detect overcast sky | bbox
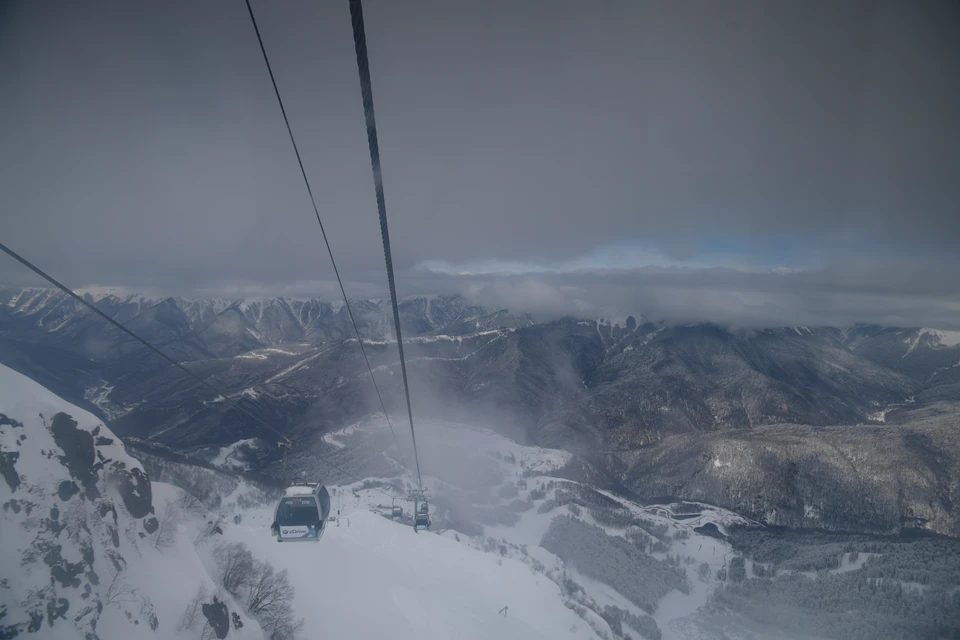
[2,0,958,328]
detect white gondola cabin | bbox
[271,480,331,542]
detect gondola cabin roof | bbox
[284,482,321,497]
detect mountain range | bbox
[1,285,958,537]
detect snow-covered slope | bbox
[0,364,261,639]
[903,328,960,354]
[5,360,951,639]
[229,510,600,640]
[257,417,766,640]
[0,365,617,640]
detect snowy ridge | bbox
[1,286,506,361]
[0,364,262,639]
[903,328,960,357]
[74,286,165,303]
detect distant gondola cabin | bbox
[414,501,430,530]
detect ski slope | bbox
[226,509,601,640]
[239,416,762,639]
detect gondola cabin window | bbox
[279,498,319,526]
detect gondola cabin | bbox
[414,501,430,531]
[271,480,331,542]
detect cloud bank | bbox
[2,0,958,330]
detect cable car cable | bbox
[243,0,410,473]
[1,241,265,442]
[347,0,424,492]
[0,242,402,502]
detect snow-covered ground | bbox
[320,419,388,451]
[4,364,843,639]
[83,380,136,420]
[902,328,960,356]
[263,417,778,639]
[0,366,658,639]
[225,509,600,640]
[235,346,310,360]
[0,364,263,639]
[211,437,264,470]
